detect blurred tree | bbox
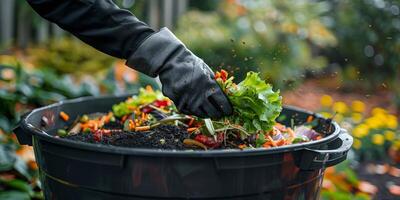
[325,0,400,110]
[176,0,337,89]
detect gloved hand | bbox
[127,28,232,118]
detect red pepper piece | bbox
[194,133,224,148]
[220,69,228,82]
[141,106,153,113]
[153,100,170,107]
[93,130,103,142]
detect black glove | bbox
[127,28,232,118]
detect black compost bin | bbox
[14,95,352,200]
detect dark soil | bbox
[64,125,190,150]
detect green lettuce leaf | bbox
[226,72,282,133]
[112,88,165,117]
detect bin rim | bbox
[20,94,341,157]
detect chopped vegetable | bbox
[68,123,81,135]
[183,139,207,150]
[187,127,198,133]
[135,126,150,132]
[57,129,67,137]
[112,87,168,117]
[80,115,89,123]
[59,111,69,121]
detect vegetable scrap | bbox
[55,70,324,150]
[59,111,69,121]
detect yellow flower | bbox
[333,101,348,114]
[351,100,365,113]
[384,130,396,141]
[351,113,363,123]
[353,139,362,149]
[372,107,387,116]
[372,134,385,145]
[320,112,332,118]
[394,140,400,149]
[352,124,369,138]
[320,95,333,107]
[365,117,383,129]
[386,115,398,129]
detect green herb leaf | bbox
[123,120,130,131]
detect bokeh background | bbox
[0,0,399,199]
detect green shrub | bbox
[176,0,337,89]
[325,0,400,101]
[29,38,115,75]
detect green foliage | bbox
[325,0,400,104]
[225,72,282,132]
[29,38,115,75]
[176,0,337,89]
[112,87,165,117]
[0,60,151,199]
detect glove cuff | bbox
[126,27,184,77]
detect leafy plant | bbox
[28,38,115,75]
[324,0,400,108]
[0,58,152,199]
[176,0,337,89]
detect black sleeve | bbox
[26,0,155,59]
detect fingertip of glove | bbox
[208,92,233,116]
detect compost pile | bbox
[59,70,322,150]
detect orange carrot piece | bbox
[215,71,221,79]
[187,127,198,133]
[128,119,135,130]
[59,111,69,121]
[276,139,285,146]
[135,126,150,131]
[263,143,271,148]
[267,135,277,147]
[238,144,247,149]
[187,118,195,127]
[103,112,113,123]
[121,114,129,122]
[141,112,145,120]
[307,115,314,123]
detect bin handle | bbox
[298,128,353,170]
[13,112,33,146]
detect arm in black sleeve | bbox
[26,0,154,59]
[26,0,233,119]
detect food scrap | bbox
[56,71,323,150]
